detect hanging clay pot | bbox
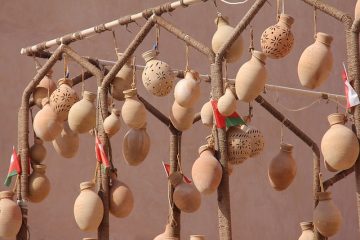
[142,49,174,97]
[123,125,150,166]
[313,192,342,237]
[52,121,79,158]
[192,145,222,195]
[33,98,63,142]
[30,138,47,164]
[74,181,104,232]
[321,113,359,171]
[174,70,201,108]
[50,78,79,121]
[212,15,244,63]
[0,191,22,239]
[28,164,51,203]
[241,125,265,157]
[260,14,294,59]
[154,224,179,240]
[298,32,333,89]
[356,0,360,20]
[33,69,57,108]
[298,221,314,240]
[235,51,267,102]
[109,174,134,218]
[217,86,237,117]
[121,88,147,129]
[103,109,122,137]
[111,53,133,101]
[226,126,252,164]
[268,143,297,191]
[190,235,206,240]
[200,101,213,127]
[68,91,96,134]
[170,102,195,131]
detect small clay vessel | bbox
[217,86,237,117]
[170,101,195,131]
[30,138,47,164]
[241,125,265,157]
[111,53,133,101]
[0,191,22,238]
[109,174,134,218]
[154,224,179,240]
[33,69,57,108]
[226,126,252,164]
[174,70,201,108]
[298,221,314,240]
[200,101,213,127]
[28,164,51,203]
[121,88,147,129]
[123,126,150,166]
[68,91,96,133]
[190,236,206,240]
[52,121,79,158]
[103,109,122,137]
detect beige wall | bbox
[0,0,358,239]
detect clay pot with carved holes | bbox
[30,138,47,164]
[226,126,252,164]
[241,125,265,157]
[52,121,79,158]
[0,191,22,238]
[28,164,51,203]
[121,88,147,129]
[111,52,133,101]
[103,109,122,137]
[68,91,96,133]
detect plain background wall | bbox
[0,0,358,239]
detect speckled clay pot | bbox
[103,109,122,137]
[170,101,195,131]
[298,222,314,240]
[226,126,252,164]
[217,87,237,117]
[30,138,47,164]
[241,125,265,157]
[0,191,22,238]
[111,53,133,101]
[33,70,57,108]
[121,88,147,129]
[123,126,150,166]
[52,121,79,158]
[28,164,51,203]
[174,71,201,108]
[200,101,213,127]
[109,175,134,218]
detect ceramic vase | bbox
[217,86,237,117]
[170,102,195,131]
[200,101,213,127]
[174,71,201,108]
[109,175,134,218]
[0,191,22,238]
[123,126,150,166]
[28,164,51,203]
[52,121,79,158]
[68,91,96,133]
[241,125,265,157]
[111,53,133,101]
[298,222,314,240]
[33,69,57,108]
[30,138,47,164]
[103,109,122,137]
[226,126,252,164]
[121,88,147,129]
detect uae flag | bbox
[162,162,192,184]
[95,136,111,171]
[210,100,246,128]
[4,147,21,187]
[342,63,360,108]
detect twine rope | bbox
[249,25,254,52]
[131,57,136,89]
[111,30,119,55]
[185,43,190,72]
[313,5,317,38]
[81,68,85,95]
[155,24,160,50]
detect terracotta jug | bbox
[298,221,314,240]
[111,53,133,101]
[356,0,360,20]
[313,192,342,237]
[235,51,267,102]
[192,145,222,195]
[74,181,104,232]
[30,138,47,164]
[28,164,51,203]
[50,78,79,121]
[170,101,195,131]
[241,125,265,157]
[298,32,333,89]
[190,235,206,240]
[200,101,213,127]
[226,126,251,164]
[52,121,79,158]
[268,143,297,191]
[33,98,63,141]
[109,174,134,218]
[174,71,201,108]
[154,224,179,240]
[33,69,57,108]
[123,126,150,166]
[103,109,122,137]
[142,49,174,97]
[212,15,244,63]
[0,191,22,238]
[321,113,359,171]
[68,91,96,133]
[260,14,294,59]
[121,88,147,129]
[217,86,237,117]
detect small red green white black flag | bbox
[210,100,246,128]
[4,147,21,187]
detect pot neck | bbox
[215,15,230,27]
[80,181,95,191]
[82,91,96,102]
[277,14,294,28]
[300,222,314,231]
[0,191,15,200]
[142,49,158,62]
[58,78,73,87]
[251,50,266,65]
[111,108,121,117]
[123,88,138,99]
[316,191,332,201]
[327,113,345,126]
[33,164,47,174]
[315,32,333,47]
[280,143,293,153]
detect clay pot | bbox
[33,98,63,141]
[110,53,133,101]
[356,0,360,20]
[268,143,297,191]
[241,125,265,157]
[0,191,22,238]
[50,78,79,121]
[123,126,150,166]
[298,32,333,89]
[321,113,359,171]
[109,175,134,218]
[142,49,174,97]
[235,51,267,102]
[33,70,57,108]
[68,91,96,133]
[226,126,252,164]
[200,101,213,127]
[28,164,51,203]
[217,87,237,117]
[260,14,294,59]
[82,238,97,240]
[192,145,222,195]
[212,16,244,63]
[174,71,201,108]
[52,121,79,158]
[74,181,104,232]
[121,88,147,129]
[313,192,342,237]
[30,138,47,164]
[103,109,122,137]
[170,102,195,131]
[190,236,206,240]
[154,224,179,240]
[298,221,314,240]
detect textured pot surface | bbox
[33,71,57,108]
[226,126,252,164]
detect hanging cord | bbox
[282,0,285,14]
[276,0,281,20]
[63,54,69,78]
[131,57,136,89]
[213,0,222,16]
[280,118,286,144]
[153,24,160,51]
[185,43,190,72]
[111,30,119,55]
[219,0,250,5]
[249,25,254,53]
[313,5,317,38]
[81,68,85,95]
[223,59,228,86]
[273,90,322,112]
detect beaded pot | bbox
[226,126,251,164]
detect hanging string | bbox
[81,68,85,95]
[223,59,228,85]
[276,0,281,20]
[249,25,254,53]
[313,5,317,38]
[131,56,136,89]
[274,90,322,112]
[154,24,160,51]
[219,0,250,5]
[282,0,285,14]
[29,108,36,142]
[63,54,69,78]
[185,43,190,72]
[111,30,119,55]
[280,120,285,143]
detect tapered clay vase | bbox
[268,143,297,191]
[0,191,22,238]
[321,113,359,171]
[174,70,201,108]
[241,125,265,157]
[142,49,174,97]
[52,121,79,158]
[356,0,360,20]
[30,138,47,164]
[200,101,213,127]
[33,98,63,141]
[123,126,150,166]
[226,126,252,164]
[121,88,147,129]
[235,51,267,102]
[111,53,133,101]
[298,32,333,89]
[109,174,134,218]
[212,15,243,63]
[170,102,195,131]
[190,235,206,240]
[50,78,79,121]
[28,164,51,203]
[33,69,57,108]
[192,145,222,195]
[74,181,104,232]
[217,86,237,117]
[68,91,96,133]
[103,109,122,137]
[298,222,314,240]
[154,224,179,240]
[313,192,342,237]
[260,14,294,59]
